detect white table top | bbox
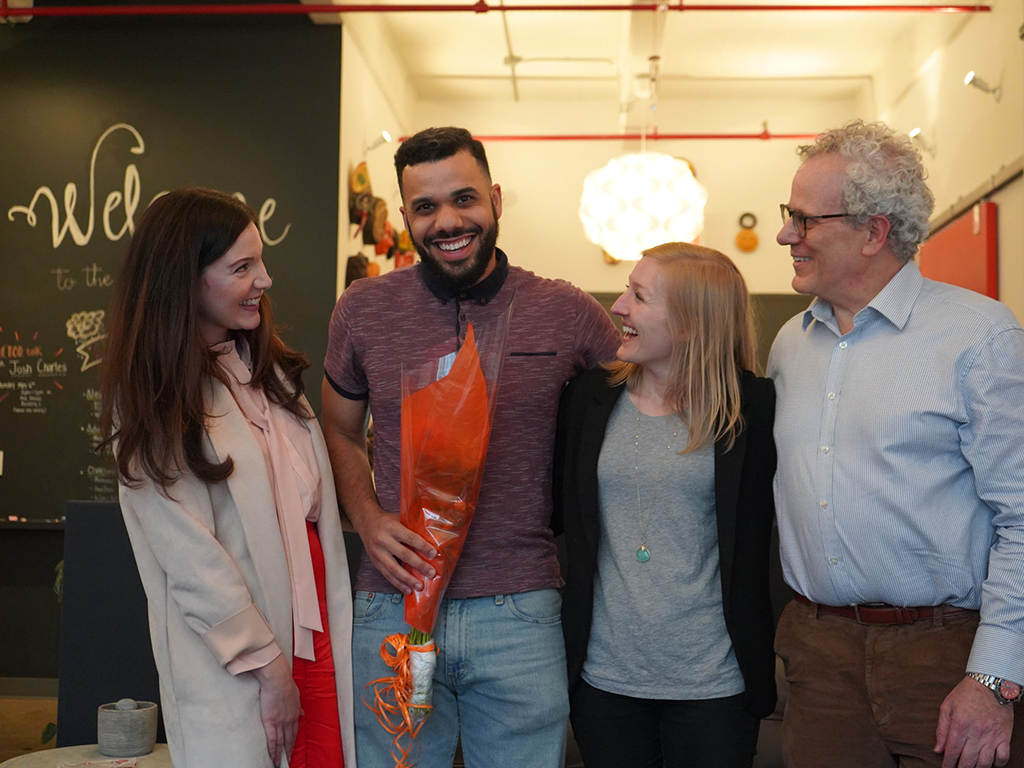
[0,744,172,768]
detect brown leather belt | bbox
[794,592,977,626]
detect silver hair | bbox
[798,119,934,262]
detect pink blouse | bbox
[213,340,323,670]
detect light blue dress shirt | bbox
[768,261,1024,684]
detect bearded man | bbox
[322,126,619,768]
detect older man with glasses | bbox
[768,119,1024,768]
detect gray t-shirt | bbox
[583,394,745,700]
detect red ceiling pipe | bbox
[1,2,992,18]
[476,2,986,8]
[400,131,820,141]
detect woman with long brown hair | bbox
[100,188,356,768]
[555,242,777,768]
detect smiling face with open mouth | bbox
[196,222,272,345]
[400,149,502,291]
[610,256,676,379]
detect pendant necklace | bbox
[633,410,678,563]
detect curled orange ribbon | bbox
[364,633,436,768]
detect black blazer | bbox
[553,368,778,718]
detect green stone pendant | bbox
[635,544,651,562]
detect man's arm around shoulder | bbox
[320,379,435,595]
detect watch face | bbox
[998,679,1022,702]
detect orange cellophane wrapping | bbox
[399,323,492,634]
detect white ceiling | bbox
[320,0,978,111]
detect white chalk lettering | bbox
[8,124,292,249]
[7,123,145,248]
[52,268,76,290]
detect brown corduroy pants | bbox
[775,597,1024,768]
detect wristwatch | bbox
[967,672,1024,706]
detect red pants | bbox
[291,522,344,768]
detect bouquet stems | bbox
[409,628,431,646]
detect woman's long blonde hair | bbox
[606,242,757,453]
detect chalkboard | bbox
[0,15,341,521]
[57,501,164,747]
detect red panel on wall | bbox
[918,202,998,299]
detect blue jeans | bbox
[352,589,569,768]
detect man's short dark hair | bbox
[394,127,490,195]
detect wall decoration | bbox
[735,212,759,253]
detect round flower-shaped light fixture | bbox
[579,152,708,262]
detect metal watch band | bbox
[967,672,1023,705]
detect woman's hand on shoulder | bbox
[252,653,301,767]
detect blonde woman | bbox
[555,243,777,768]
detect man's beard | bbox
[415,219,499,292]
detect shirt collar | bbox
[420,248,509,305]
[802,260,923,333]
[865,260,923,330]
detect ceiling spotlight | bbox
[908,127,935,157]
[365,130,393,152]
[963,71,1001,101]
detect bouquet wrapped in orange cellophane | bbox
[366,318,509,768]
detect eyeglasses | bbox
[780,204,854,238]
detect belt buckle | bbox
[853,603,915,625]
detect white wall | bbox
[336,18,873,298]
[416,95,867,295]
[337,22,408,296]
[994,178,1024,321]
[337,6,1023,320]
[874,0,1024,321]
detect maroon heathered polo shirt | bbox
[325,251,620,597]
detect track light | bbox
[365,130,393,152]
[964,71,1001,101]
[908,127,935,157]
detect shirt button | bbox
[829,557,838,565]
[839,341,848,349]
[828,392,836,400]
[821,446,830,454]
[820,500,828,509]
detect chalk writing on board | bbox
[66,310,105,372]
[82,422,102,448]
[235,194,292,245]
[13,381,47,414]
[49,263,119,293]
[7,123,144,248]
[0,328,68,415]
[7,122,292,249]
[84,387,102,419]
[0,379,59,415]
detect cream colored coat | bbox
[118,379,357,768]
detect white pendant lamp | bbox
[579,151,708,262]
